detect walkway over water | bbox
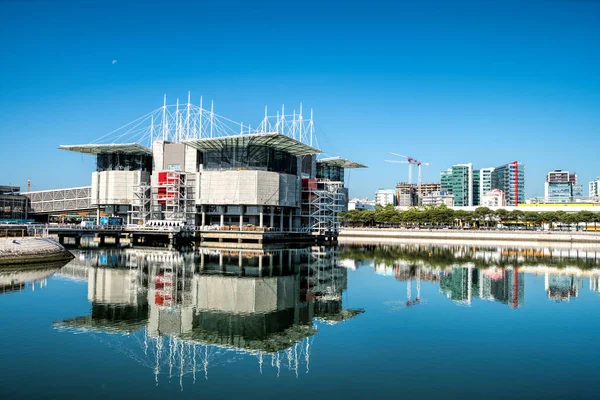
[23,187,92,213]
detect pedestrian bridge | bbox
[23,186,92,214]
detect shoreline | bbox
[339,228,600,246]
[0,238,74,266]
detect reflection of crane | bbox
[384,153,430,198]
[392,264,422,309]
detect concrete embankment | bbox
[0,238,74,266]
[339,228,600,245]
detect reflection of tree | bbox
[338,244,600,270]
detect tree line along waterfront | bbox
[338,204,600,230]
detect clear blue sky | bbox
[1,0,599,199]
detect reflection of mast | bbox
[512,266,519,308]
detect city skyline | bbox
[1,0,599,200]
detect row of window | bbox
[96,154,153,172]
[203,145,298,175]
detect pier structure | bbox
[53,95,366,247]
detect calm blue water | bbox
[1,243,600,399]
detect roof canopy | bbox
[317,156,367,169]
[59,143,152,156]
[182,133,321,157]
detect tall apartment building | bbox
[475,168,495,206]
[589,179,599,198]
[545,170,582,203]
[491,161,525,206]
[375,189,396,207]
[394,182,440,206]
[394,183,416,207]
[440,164,473,206]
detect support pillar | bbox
[201,206,206,228]
[99,235,105,246]
[259,206,264,228]
[96,206,100,225]
[239,211,244,231]
[289,209,293,231]
[280,208,284,231]
[220,209,224,228]
[58,235,64,245]
[115,235,120,247]
[74,236,81,247]
[270,207,274,229]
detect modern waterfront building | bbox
[440,164,473,207]
[0,185,29,222]
[375,189,396,207]
[480,189,506,207]
[474,167,495,206]
[544,170,582,204]
[420,191,454,207]
[347,198,376,211]
[589,179,599,199]
[58,99,366,235]
[491,161,525,206]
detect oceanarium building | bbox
[59,98,366,234]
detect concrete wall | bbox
[199,170,300,207]
[191,275,297,313]
[87,267,144,305]
[91,170,150,205]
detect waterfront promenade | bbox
[0,237,73,265]
[339,227,600,245]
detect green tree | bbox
[495,209,510,226]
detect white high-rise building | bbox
[479,167,495,203]
[589,179,599,198]
[375,189,396,207]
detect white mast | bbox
[263,105,268,133]
[150,115,154,148]
[210,100,214,138]
[162,94,167,141]
[175,98,180,143]
[281,104,285,135]
[186,91,191,140]
[309,108,314,147]
[299,103,303,143]
[292,109,296,139]
[199,96,203,138]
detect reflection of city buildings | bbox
[545,274,581,302]
[54,247,362,385]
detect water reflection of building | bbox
[0,265,60,294]
[440,266,524,307]
[54,247,363,383]
[545,274,581,302]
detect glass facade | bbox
[440,164,472,206]
[0,189,28,220]
[203,145,298,175]
[97,153,153,172]
[472,170,480,206]
[491,162,525,206]
[316,164,344,182]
